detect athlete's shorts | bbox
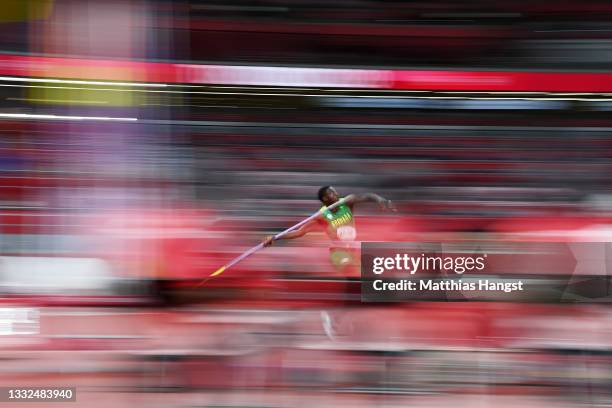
[329,245,360,276]
[330,248,354,268]
[329,246,361,302]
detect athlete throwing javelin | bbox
[262,186,396,272]
[262,186,395,339]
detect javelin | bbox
[202,197,349,283]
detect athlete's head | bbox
[318,185,339,206]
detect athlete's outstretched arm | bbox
[262,219,321,247]
[345,193,397,211]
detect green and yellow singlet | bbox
[319,198,357,242]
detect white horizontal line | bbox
[0,113,137,121]
[2,82,612,103]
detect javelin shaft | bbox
[209,198,347,277]
[216,212,317,273]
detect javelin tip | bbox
[210,266,226,277]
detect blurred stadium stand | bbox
[0,2,611,407]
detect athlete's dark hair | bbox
[318,186,332,201]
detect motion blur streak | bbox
[0,113,138,121]
[0,1,611,408]
[7,53,612,91]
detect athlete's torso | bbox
[319,199,356,242]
